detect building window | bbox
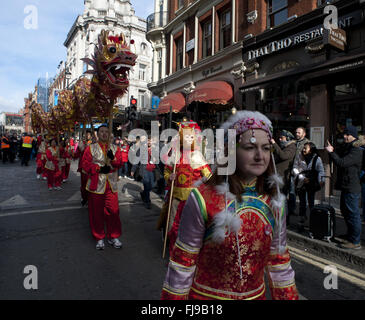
[139,64,147,81]
[220,9,232,50]
[140,43,148,55]
[98,10,107,17]
[138,90,146,109]
[268,0,288,28]
[178,0,184,10]
[317,0,337,7]
[202,19,212,58]
[175,37,183,71]
[157,49,162,80]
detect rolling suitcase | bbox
[309,176,336,242]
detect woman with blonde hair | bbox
[161,111,299,300]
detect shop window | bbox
[252,81,310,134]
[335,102,363,145]
[219,9,232,50]
[175,37,184,71]
[268,0,288,28]
[202,19,212,58]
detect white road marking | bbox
[0,201,147,218]
[289,245,365,288]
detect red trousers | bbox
[87,183,122,241]
[80,172,89,202]
[62,164,71,180]
[47,169,62,188]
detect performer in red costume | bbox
[82,125,123,250]
[45,139,62,191]
[157,121,212,256]
[161,111,299,300]
[73,130,93,206]
[36,136,47,180]
[60,138,72,182]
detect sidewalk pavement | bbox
[1,159,364,273]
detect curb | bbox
[287,230,365,273]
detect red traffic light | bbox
[131,98,137,105]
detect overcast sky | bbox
[0,0,153,114]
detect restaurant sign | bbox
[245,10,361,62]
[323,28,347,51]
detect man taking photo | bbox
[325,125,363,250]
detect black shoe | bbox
[146,202,151,210]
[81,199,88,207]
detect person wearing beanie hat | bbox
[325,127,363,250]
[161,111,299,300]
[343,125,359,139]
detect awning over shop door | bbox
[187,81,233,105]
[157,92,186,115]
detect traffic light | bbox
[129,96,137,121]
[130,96,137,108]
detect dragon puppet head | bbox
[83,30,137,97]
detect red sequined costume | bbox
[45,146,62,189]
[157,121,212,256]
[161,181,299,300]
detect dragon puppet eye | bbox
[109,46,117,54]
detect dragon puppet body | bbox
[78,29,137,120]
[31,30,136,137]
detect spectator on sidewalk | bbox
[292,142,325,225]
[120,138,130,179]
[1,132,11,164]
[139,139,156,210]
[271,130,296,195]
[9,132,18,163]
[325,125,363,250]
[288,127,310,218]
[354,134,365,222]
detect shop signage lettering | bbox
[245,11,360,62]
[202,65,223,77]
[247,28,324,61]
[187,92,208,104]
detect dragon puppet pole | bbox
[162,125,181,259]
[105,101,115,166]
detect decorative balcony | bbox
[146,11,168,34]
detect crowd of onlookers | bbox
[2,124,364,249]
[271,125,364,250]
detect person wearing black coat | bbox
[271,130,296,194]
[325,125,363,250]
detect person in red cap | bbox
[82,125,123,250]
